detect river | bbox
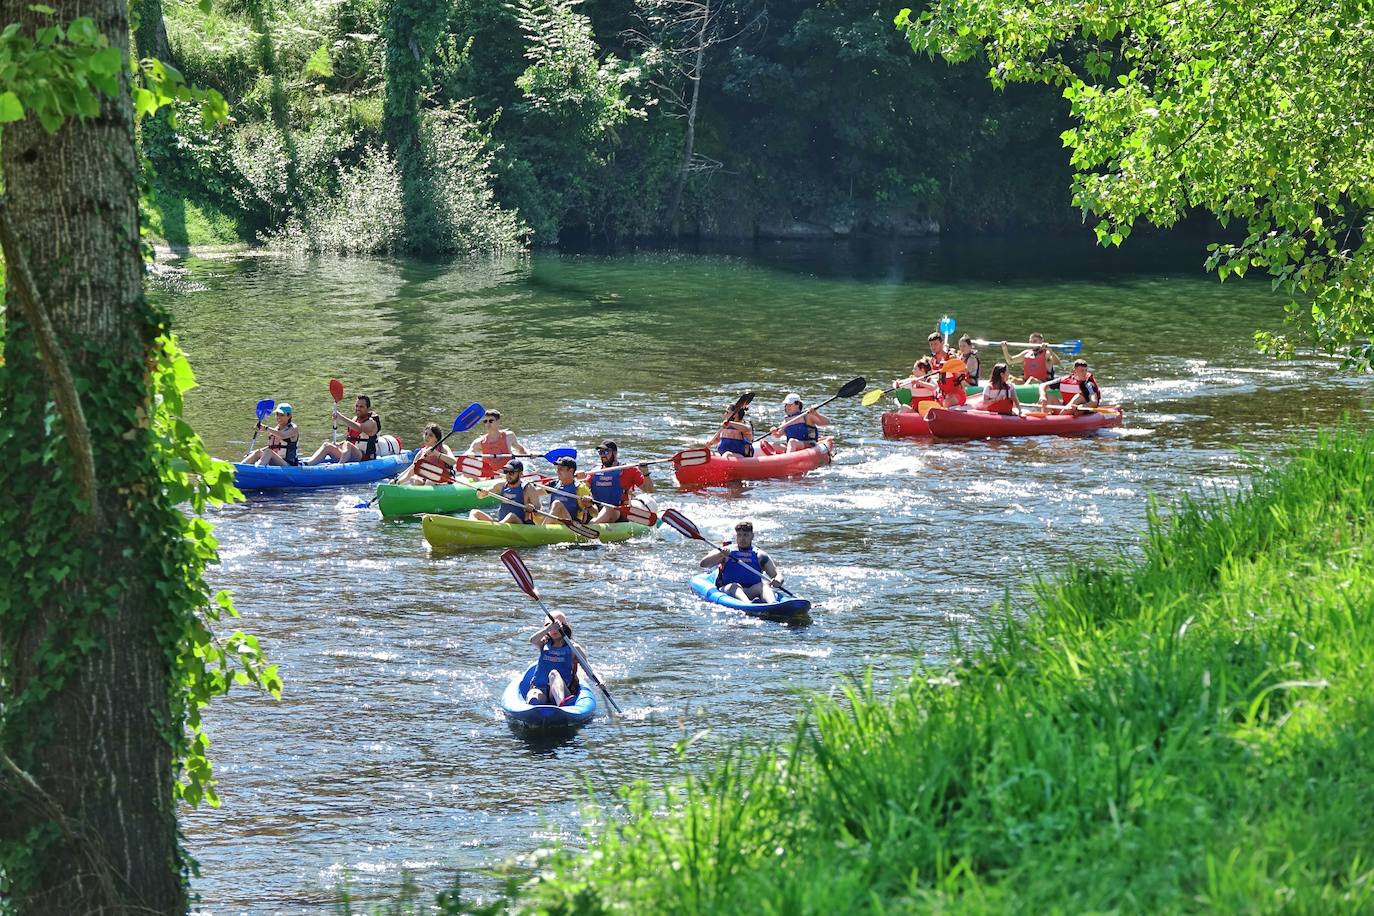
[157,237,1368,911]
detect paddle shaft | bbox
[697,538,796,598]
[527,481,654,521]
[449,477,600,537]
[985,339,1079,350]
[535,599,621,714]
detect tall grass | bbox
[502,428,1374,913]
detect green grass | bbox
[497,427,1374,913]
[142,183,244,250]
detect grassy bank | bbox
[496,428,1374,913]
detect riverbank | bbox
[494,427,1374,912]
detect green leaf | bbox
[199,0,213,11]
[88,46,123,77]
[0,91,23,122]
[26,3,55,13]
[303,42,333,79]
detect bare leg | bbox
[547,669,568,705]
[591,505,621,524]
[547,502,572,520]
[469,509,497,522]
[305,443,343,466]
[260,449,288,467]
[525,684,548,705]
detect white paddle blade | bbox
[456,455,486,478]
[672,447,712,468]
[565,519,602,540]
[660,508,703,541]
[500,549,539,599]
[623,504,657,526]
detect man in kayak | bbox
[466,409,528,477]
[770,392,831,452]
[708,401,755,457]
[1039,358,1102,413]
[304,395,382,465]
[585,440,654,524]
[544,456,594,524]
[469,459,540,524]
[396,422,457,485]
[928,331,955,369]
[698,520,785,604]
[526,611,580,706]
[1001,333,1061,383]
[241,403,299,466]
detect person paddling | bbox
[927,331,955,370]
[525,611,581,707]
[1002,333,1061,383]
[585,440,654,524]
[698,520,785,604]
[466,408,528,477]
[934,359,970,408]
[957,335,981,384]
[771,392,831,452]
[305,395,381,465]
[396,423,457,485]
[242,404,299,466]
[977,363,1022,415]
[469,460,539,524]
[708,402,754,458]
[1039,358,1102,413]
[545,456,594,524]
[897,358,939,409]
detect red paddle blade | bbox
[672,447,712,468]
[500,549,538,600]
[660,508,703,541]
[456,455,486,478]
[329,378,344,402]
[623,504,657,527]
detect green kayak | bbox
[376,479,499,518]
[421,514,651,551]
[897,382,1042,406]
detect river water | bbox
[158,238,1367,911]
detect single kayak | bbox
[421,514,651,551]
[233,452,416,491]
[896,383,1040,406]
[501,662,597,728]
[690,571,812,619]
[926,406,1124,438]
[675,438,834,486]
[376,478,499,518]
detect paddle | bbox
[660,508,798,599]
[581,447,713,478]
[439,477,602,539]
[454,446,578,480]
[1030,403,1121,415]
[500,548,622,715]
[526,481,658,526]
[329,378,343,444]
[244,398,275,455]
[975,337,1084,355]
[939,315,956,339]
[861,362,965,407]
[765,377,865,437]
[354,403,486,508]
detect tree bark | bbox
[0,0,187,910]
[665,0,708,238]
[131,0,174,66]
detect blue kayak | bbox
[501,662,597,728]
[233,452,416,491]
[690,572,812,619]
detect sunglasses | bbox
[597,447,613,454]
[484,418,498,424]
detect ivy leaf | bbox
[0,91,23,122]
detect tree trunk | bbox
[665,1,708,238]
[0,0,187,910]
[131,0,174,66]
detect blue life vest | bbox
[589,467,625,506]
[497,481,528,522]
[533,641,575,691]
[781,414,817,443]
[717,548,767,587]
[547,480,584,520]
[716,435,752,457]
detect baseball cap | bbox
[555,456,577,470]
[505,459,525,474]
[783,393,802,406]
[276,403,293,415]
[599,439,618,451]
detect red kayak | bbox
[675,437,834,485]
[881,409,932,437]
[926,406,1123,438]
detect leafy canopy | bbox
[899,0,1374,368]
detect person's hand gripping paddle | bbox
[244,398,275,457]
[765,376,865,438]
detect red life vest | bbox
[937,372,968,407]
[1057,372,1099,405]
[479,431,512,477]
[414,450,454,484]
[980,386,1017,414]
[1022,349,1050,382]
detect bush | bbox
[268,145,404,253]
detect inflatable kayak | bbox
[675,438,834,486]
[881,409,931,437]
[234,451,415,491]
[501,662,596,728]
[376,478,499,518]
[927,406,1123,439]
[421,514,650,551]
[690,572,812,619]
[896,383,1040,406]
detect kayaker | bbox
[525,612,580,706]
[1002,333,1061,384]
[466,409,528,477]
[396,423,457,485]
[1039,358,1102,413]
[585,440,654,524]
[928,331,955,369]
[768,393,831,452]
[241,404,299,466]
[957,335,982,384]
[304,395,381,465]
[934,358,969,408]
[698,520,785,604]
[897,358,939,408]
[544,456,594,524]
[708,402,754,458]
[977,363,1022,415]
[469,460,539,524]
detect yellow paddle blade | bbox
[917,399,941,418]
[861,388,887,407]
[940,358,966,375]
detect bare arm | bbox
[760,553,781,584]
[699,546,729,568]
[637,466,655,494]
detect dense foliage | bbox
[144,0,1073,249]
[900,0,1374,366]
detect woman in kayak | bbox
[1039,358,1102,413]
[957,335,982,384]
[897,358,940,408]
[698,520,785,604]
[241,404,299,466]
[469,460,539,524]
[771,392,831,452]
[396,423,457,485]
[466,408,528,477]
[708,402,754,458]
[1002,333,1061,384]
[934,358,969,408]
[977,363,1023,415]
[544,456,594,524]
[526,611,580,706]
[585,440,654,523]
[304,395,382,465]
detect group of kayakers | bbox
[241,396,390,467]
[705,391,832,458]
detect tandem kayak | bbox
[675,438,834,486]
[926,406,1123,439]
[896,383,1040,406]
[375,479,499,518]
[421,514,651,551]
[501,662,596,729]
[690,572,812,619]
[881,409,931,437]
[233,452,416,491]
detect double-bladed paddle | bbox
[329,378,344,443]
[525,481,658,526]
[765,377,865,437]
[454,447,578,480]
[499,548,622,715]
[862,360,966,407]
[660,508,798,598]
[938,315,956,339]
[354,403,486,508]
[244,398,275,455]
[581,447,713,478]
[975,338,1084,356]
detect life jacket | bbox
[496,480,529,523]
[414,449,453,484]
[346,412,381,460]
[781,411,817,443]
[547,479,589,522]
[717,548,767,588]
[980,385,1017,415]
[532,640,576,695]
[1022,349,1051,382]
[267,424,298,465]
[589,467,625,507]
[716,425,753,457]
[937,372,968,407]
[479,431,512,477]
[1056,373,1100,405]
[961,350,981,383]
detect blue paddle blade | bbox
[544,447,576,463]
[1061,339,1084,355]
[255,398,275,421]
[453,402,485,433]
[939,315,955,336]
